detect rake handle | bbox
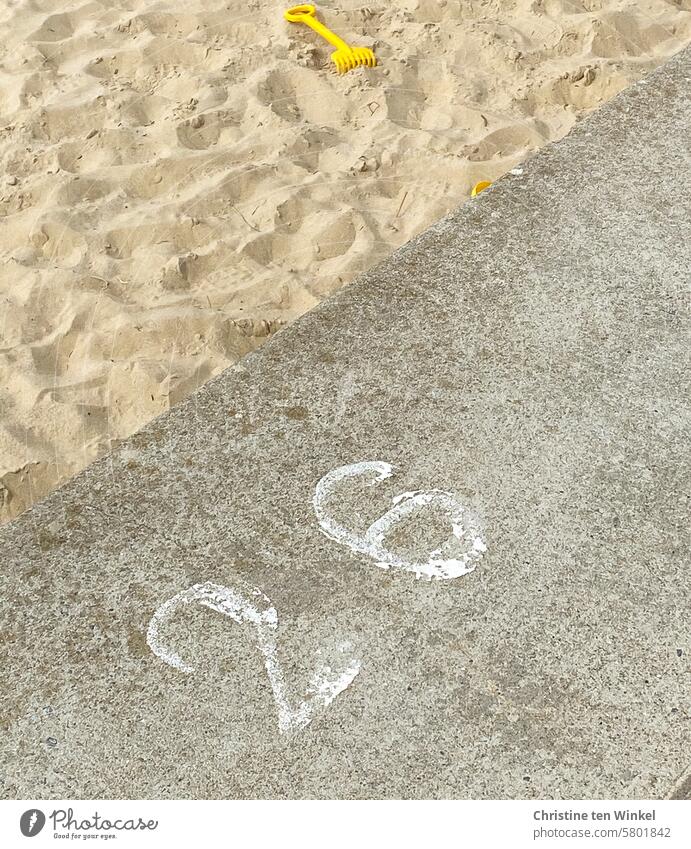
[284,5,351,53]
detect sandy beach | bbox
[1,0,689,522]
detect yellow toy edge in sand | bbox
[284,5,377,74]
[471,180,492,197]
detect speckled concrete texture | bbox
[1,48,689,800]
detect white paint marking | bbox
[313,462,487,580]
[313,461,394,552]
[147,460,486,733]
[147,581,360,733]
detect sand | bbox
[1,0,689,523]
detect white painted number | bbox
[147,581,360,733]
[313,461,487,580]
[147,461,487,732]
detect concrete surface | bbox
[1,48,689,800]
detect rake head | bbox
[331,46,377,74]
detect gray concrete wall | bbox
[1,47,689,800]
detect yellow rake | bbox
[284,4,377,74]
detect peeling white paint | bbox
[147,460,487,734]
[147,581,360,733]
[313,462,487,580]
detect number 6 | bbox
[313,461,487,580]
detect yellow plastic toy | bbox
[284,5,377,74]
[471,180,492,197]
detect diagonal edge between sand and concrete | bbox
[0,47,689,799]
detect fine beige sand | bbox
[1,0,690,522]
